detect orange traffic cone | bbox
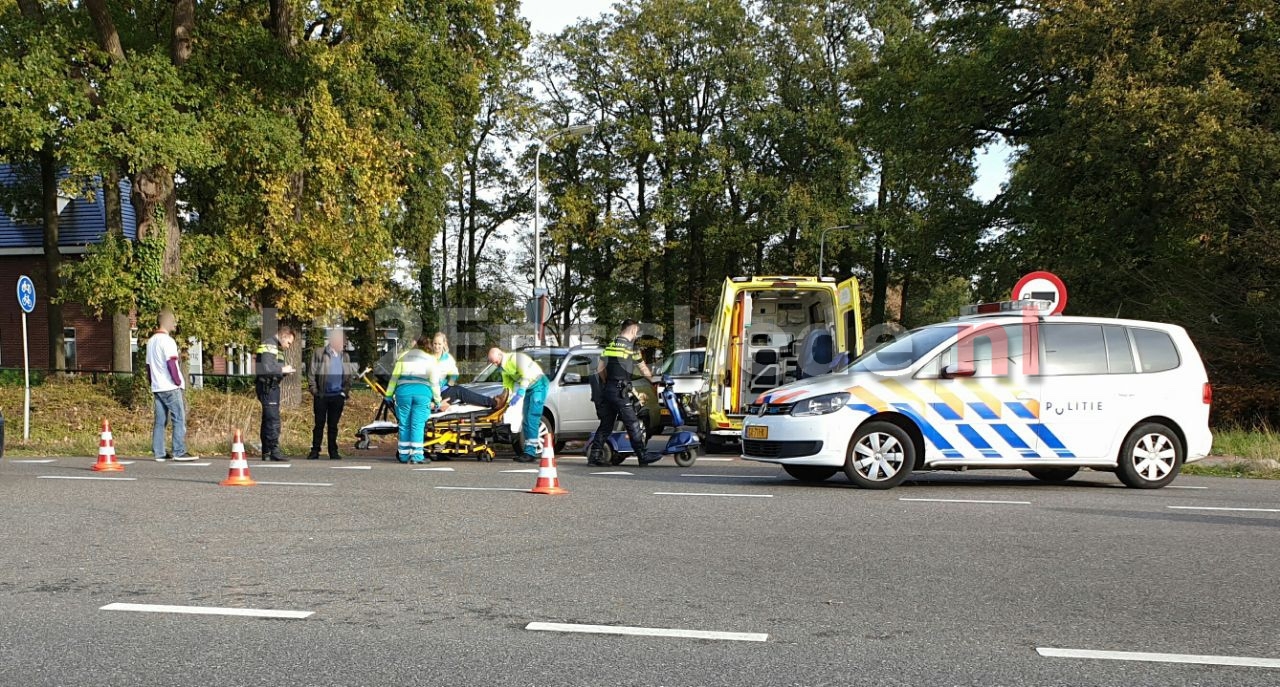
[220,429,256,487]
[91,419,125,472]
[529,433,567,495]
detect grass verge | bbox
[0,376,386,459]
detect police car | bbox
[740,299,1213,489]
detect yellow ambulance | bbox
[697,276,863,452]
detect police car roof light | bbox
[959,299,1054,317]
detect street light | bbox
[534,123,595,344]
[818,223,865,276]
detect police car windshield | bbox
[842,325,960,374]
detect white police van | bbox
[740,299,1213,489]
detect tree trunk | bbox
[84,0,125,62]
[16,0,42,20]
[419,261,438,335]
[281,331,303,408]
[40,144,65,372]
[171,0,195,66]
[899,271,911,328]
[870,163,890,326]
[268,0,296,55]
[102,167,133,372]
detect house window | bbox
[63,327,77,370]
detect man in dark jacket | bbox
[255,324,297,461]
[308,328,352,460]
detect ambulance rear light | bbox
[959,299,1054,316]
[1203,383,1213,405]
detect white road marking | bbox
[9,459,56,463]
[254,464,292,468]
[101,602,313,620]
[501,469,540,474]
[653,492,773,499]
[1168,485,1208,490]
[330,465,372,470]
[255,481,334,487]
[435,486,527,492]
[681,473,774,479]
[526,622,767,642]
[413,467,455,472]
[697,458,735,462]
[592,471,634,476]
[118,461,136,465]
[1167,506,1280,513]
[1036,647,1280,669]
[899,497,1031,505]
[172,462,212,467]
[37,475,136,482]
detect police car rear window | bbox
[1131,328,1180,373]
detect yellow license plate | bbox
[746,425,768,440]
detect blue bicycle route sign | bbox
[17,275,36,314]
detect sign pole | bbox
[21,310,30,441]
[16,274,36,442]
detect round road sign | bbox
[1012,271,1067,315]
[16,275,36,314]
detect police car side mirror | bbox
[562,372,583,385]
[941,365,976,380]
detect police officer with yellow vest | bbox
[255,325,297,461]
[587,320,660,467]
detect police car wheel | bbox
[1027,467,1079,483]
[782,465,839,482]
[844,422,914,489]
[1117,423,1183,489]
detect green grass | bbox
[0,376,386,459]
[1182,426,1280,479]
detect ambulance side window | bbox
[1042,324,1108,376]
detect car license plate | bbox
[746,425,768,440]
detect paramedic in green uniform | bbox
[385,336,449,464]
[486,347,549,463]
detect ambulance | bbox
[697,276,863,452]
[740,297,1213,489]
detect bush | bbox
[0,368,45,387]
[203,375,255,393]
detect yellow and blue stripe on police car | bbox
[836,379,1076,460]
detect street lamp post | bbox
[818,223,864,276]
[533,123,595,345]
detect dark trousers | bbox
[311,394,346,456]
[589,381,647,459]
[258,386,282,457]
[442,385,495,408]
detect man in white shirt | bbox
[146,310,198,461]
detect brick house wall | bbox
[0,256,123,371]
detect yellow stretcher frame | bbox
[359,368,509,462]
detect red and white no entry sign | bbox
[1012,271,1068,315]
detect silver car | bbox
[464,345,661,453]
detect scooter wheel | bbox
[607,444,627,466]
[673,448,697,468]
[355,437,371,451]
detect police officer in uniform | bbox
[588,320,659,467]
[255,324,297,461]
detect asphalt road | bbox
[1,446,1277,687]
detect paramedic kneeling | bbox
[486,347,549,463]
[588,320,659,467]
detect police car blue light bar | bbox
[959,299,1054,316]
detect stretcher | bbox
[353,368,514,461]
